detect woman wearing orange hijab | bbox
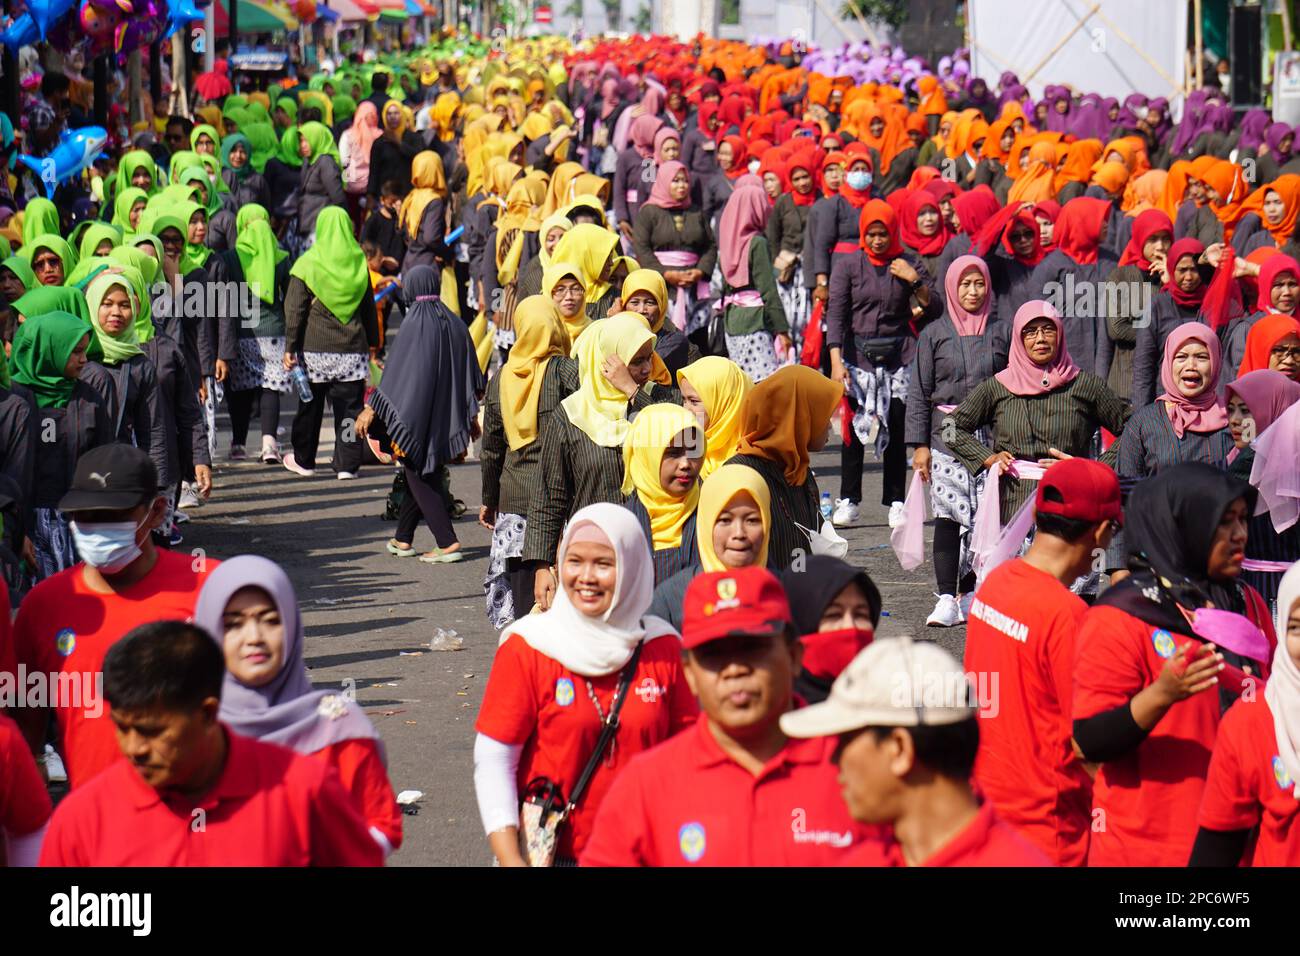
[1202,160,1248,239]
[1054,139,1104,204]
[1090,161,1130,202]
[1236,313,1300,380]
[1008,140,1058,205]
[1121,169,1169,215]
[1230,175,1300,256]
[973,117,1016,189]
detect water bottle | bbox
[820,491,833,522]
[290,355,313,403]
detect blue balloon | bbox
[17,126,108,199]
[164,0,204,39]
[0,13,39,53]
[27,0,76,40]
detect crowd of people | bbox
[0,28,1299,869]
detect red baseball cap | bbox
[1035,458,1122,524]
[681,567,793,650]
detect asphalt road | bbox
[184,399,961,866]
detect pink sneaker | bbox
[282,452,315,477]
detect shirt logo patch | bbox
[555,678,575,707]
[55,629,76,657]
[1151,629,1176,660]
[634,678,665,704]
[678,822,706,863]
[1273,756,1294,791]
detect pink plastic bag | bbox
[890,471,928,570]
[970,463,1003,580]
[973,460,1047,586]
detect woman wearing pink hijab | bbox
[944,299,1131,527]
[340,101,384,228]
[632,160,716,338]
[613,113,665,245]
[906,255,1011,627]
[717,183,791,383]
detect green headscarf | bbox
[236,219,287,306]
[1,255,37,293]
[20,234,77,281]
[170,201,210,274]
[21,198,60,247]
[191,124,222,154]
[308,74,327,91]
[65,254,115,292]
[236,203,270,230]
[220,133,253,181]
[168,149,205,184]
[109,244,159,290]
[289,207,368,322]
[298,121,342,167]
[243,122,280,174]
[332,94,357,125]
[154,183,199,210]
[246,101,272,126]
[223,94,248,111]
[78,223,122,262]
[278,126,303,168]
[9,310,92,409]
[131,233,164,263]
[179,166,222,217]
[0,236,9,259]
[199,153,229,193]
[85,270,145,364]
[274,97,298,128]
[13,286,91,326]
[116,150,161,197]
[112,186,149,234]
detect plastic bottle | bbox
[820,491,833,521]
[431,627,464,651]
[290,355,313,403]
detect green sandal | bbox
[387,540,417,557]
[419,548,464,564]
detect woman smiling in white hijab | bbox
[1192,560,1300,866]
[473,503,698,867]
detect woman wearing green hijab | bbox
[168,149,206,185]
[273,96,298,131]
[12,285,91,326]
[112,186,149,235]
[219,133,271,210]
[191,124,221,156]
[21,198,60,247]
[295,121,346,244]
[178,166,222,219]
[115,149,161,196]
[10,309,115,578]
[20,235,77,286]
[0,256,36,302]
[77,224,122,262]
[283,206,378,478]
[241,121,281,176]
[218,218,292,462]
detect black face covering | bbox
[780,555,882,637]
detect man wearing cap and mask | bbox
[782,637,1051,866]
[11,444,220,790]
[963,458,1121,866]
[581,566,879,866]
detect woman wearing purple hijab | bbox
[1044,85,1073,133]
[1070,93,1112,141]
[194,554,403,858]
[1256,122,1297,184]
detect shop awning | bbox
[315,3,340,20]
[212,0,299,33]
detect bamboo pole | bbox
[808,0,859,45]
[1021,2,1101,84]
[1093,8,1181,92]
[1195,0,1203,88]
[1282,0,1293,51]
[839,0,880,46]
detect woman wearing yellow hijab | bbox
[481,295,572,626]
[494,176,547,287]
[510,212,571,315]
[620,402,706,584]
[619,267,699,378]
[399,151,450,272]
[551,222,621,320]
[541,161,584,219]
[676,356,753,479]
[431,92,461,142]
[645,462,773,629]
[541,260,590,346]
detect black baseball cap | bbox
[58,444,159,513]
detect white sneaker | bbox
[831,498,860,526]
[926,594,962,628]
[337,470,359,480]
[177,484,203,509]
[958,592,974,621]
[261,436,281,464]
[282,452,315,477]
[887,500,906,528]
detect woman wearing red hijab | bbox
[681,100,723,182]
[826,199,941,529]
[808,152,874,325]
[971,200,1047,323]
[1028,196,1116,376]
[1225,254,1300,374]
[1096,209,1175,403]
[899,189,954,279]
[717,183,791,384]
[1033,200,1060,250]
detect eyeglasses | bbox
[1022,326,1057,340]
[554,286,584,300]
[1270,346,1300,362]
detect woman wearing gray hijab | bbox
[193,554,402,858]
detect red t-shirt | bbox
[475,633,698,860]
[1073,605,1222,866]
[39,727,383,866]
[0,712,51,838]
[1199,695,1300,866]
[964,559,1092,865]
[314,738,403,852]
[843,800,1053,867]
[13,550,218,789]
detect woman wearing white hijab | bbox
[1191,561,1300,866]
[473,503,698,866]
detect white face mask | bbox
[69,518,147,573]
[747,158,761,174]
[795,520,850,559]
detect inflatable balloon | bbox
[17,125,108,199]
[0,14,39,53]
[164,0,203,39]
[28,0,77,39]
[79,1,121,42]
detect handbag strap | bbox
[565,641,644,813]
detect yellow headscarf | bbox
[572,173,611,204]
[432,92,461,142]
[399,151,447,240]
[541,161,585,219]
[500,295,570,450]
[541,260,590,346]
[677,356,754,479]
[619,268,669,333]
[496,176,547,284]
[381,98,408,137]
[696,464,772,572]
[519,110,553,142]
[552,223,619,305]
[560,313,655,447]
[537,212,573,269]
[480,159,522,209]
[620,403,705,551]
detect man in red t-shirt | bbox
[0,712,51,866]
[964,458,1121,865]
[581,568,877,866]
[12,444,219,788]
[783,637,1051,867]
[39,621,381,866]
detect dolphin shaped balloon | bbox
[0,13,39,52]
[164,0,204,39]
[28,0,77,39]
[17,126,109,199]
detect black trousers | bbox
[289,378,365,473]
[839,396,907,505]
[508,557,535,617]
[228,388,281,447]
[394,463,457,549]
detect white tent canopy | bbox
[968,0,1189,115]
